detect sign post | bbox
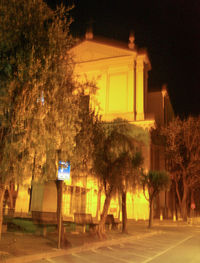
[56,180,63,249]
[58,161,70,181]
[57,161,70,249]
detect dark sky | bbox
[47,0,200,117]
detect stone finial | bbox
[161,84,168,111]
[161,84,168,98]
[128,31,135,49]
[85,26,93,40]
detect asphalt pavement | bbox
[1,220,200,263]
[30,226,200,263]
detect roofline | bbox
[70,36,151,69]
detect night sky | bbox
[47,0,200,117]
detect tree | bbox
[93,119,146,238]
[0,0,95,240]
[116,123,149,233]
[141,170,170,228]
[92,119,115,239]
[71,94,99,176]
[115,149,143,233]
[162,116,200,220]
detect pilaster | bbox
[136,57,144,120]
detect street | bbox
[30,226,200,263]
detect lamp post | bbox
[57,160,70,249]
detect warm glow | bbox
[15,37,153,222]
[108,73,127,112]
[15,186,30,214]
[71,40,149,122]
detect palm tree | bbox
[116,151,143,233]
[141,170,170,228]
[93,118,145,238]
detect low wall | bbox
[187,217,200,225]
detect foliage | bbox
[70,95,100,177]
[162,116,200,188]
[93,119,145,192]
[115,140,143,233]
[0,0,96,185]
[0,0,99,240]
[141,170,170,199]
[93,118,146,236]
[141,170,170,227]
[161,116,200,219]
[6,218,37,233]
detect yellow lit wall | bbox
[136,56,144,120]
[15,185,30,214]
[15,177,32,215]
[108,73,127,112]
[69,39,153,220]
[127,189,149,220]
[71,39,152,123]
[16,38,154,221]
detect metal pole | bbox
[57,180,63,249]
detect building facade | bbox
[8,32,174,222]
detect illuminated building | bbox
[11,31,174,222]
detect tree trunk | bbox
[174,179,188,221]
[180,200,187,221]
[29,151,36,212]
[175,179,188,221]
[148,198,154,228]
[7,188,14,215]
[0,184,5,240]
[122,190,127,233]
[180,186,188,221]
[56,180,64,248]
[181,182,188,221]
[96,187,113,239]
[96,186,102,220]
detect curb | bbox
[3,231,160,263]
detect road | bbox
[30,226,200,263]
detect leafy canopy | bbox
[93,118,146,192]
[162,116,200,188]
[0,0,95,184]
[141,170,170,200]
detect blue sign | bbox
[58,161,70,180]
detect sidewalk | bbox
[0,219,188,263]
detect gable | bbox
[69,37,152,123]
[69,40,136,63]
